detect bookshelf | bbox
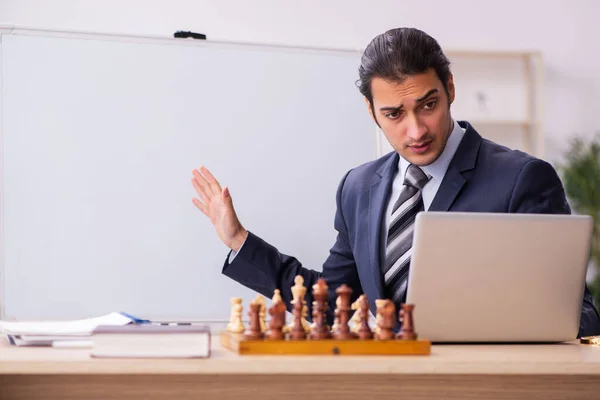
[375,50,544,159]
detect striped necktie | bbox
[383,164,431,304]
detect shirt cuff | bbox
[228,233,248,263]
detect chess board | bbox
[220,330,431,355]
[222,276,431,355]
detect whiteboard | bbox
[0,30,377,320]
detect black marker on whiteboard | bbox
[174,31,207,40]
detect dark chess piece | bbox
[375,299,396,340]
[309,278,331,340]
[266,300,286,340]
[333,284,355,340]
[243,301,264,340]
[357,294,373,340]
[396,303,418,340]
[289,296,307,340]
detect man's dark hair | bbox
[357,27,452,111]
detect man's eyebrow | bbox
[416,88,438,102]
[378,89,439,112]
[379,105,402,112]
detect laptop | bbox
[405,212,593,343]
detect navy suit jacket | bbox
[222,120,600,337]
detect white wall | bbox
[1,0,599,162]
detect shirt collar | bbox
[398,119,466,182]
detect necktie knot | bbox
[404,164,430,190]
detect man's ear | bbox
[447,73,456,105]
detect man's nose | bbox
[406,115,427,142]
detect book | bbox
[90,324,211,358]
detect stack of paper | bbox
[0,312,136,347]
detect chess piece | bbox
[357,295,373,340]
[332,296,342,331]
[350,297,362,333]
[254,295,267,333]
[332,284,355,340]
[396,303,418,340]
[271,289,291,333]
[266,298,286,340]
[309,278,331,340]
[374,299,386,336]
[243,300,264,340]
[227,297,245,333]
[271,289,283,304]
[288,275,310,333]
[289,295,307,340]
[301,298,310,333]
[375,299,396,340]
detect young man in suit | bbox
[191,27,600,337]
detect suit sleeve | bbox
[509,159,600,337]
[221,171,363,325]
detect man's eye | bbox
[386,111,400,119]
[424,100,436,109]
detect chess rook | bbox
[332,284,355,340]
[243,301,264,340]
[397,303,418,340]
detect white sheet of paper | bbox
[0,312,133,336]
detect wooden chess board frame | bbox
[220,331,431,355]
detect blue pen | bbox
[119,311,151,324]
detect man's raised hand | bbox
[191,166,247,252]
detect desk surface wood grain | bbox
[1,336,600,375]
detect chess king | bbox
[191,27,600,336]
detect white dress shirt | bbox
[380,119,465,252]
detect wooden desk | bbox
[1,336,600,400]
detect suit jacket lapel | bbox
[428,167,466,211]
[429,121,482,211]
[367,152,398,301]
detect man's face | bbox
[367,68,455,166]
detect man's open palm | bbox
[191,166,247,251]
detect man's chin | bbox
[400,151,440,167]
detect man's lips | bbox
[408,141,432,154]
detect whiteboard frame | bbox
[0,24,366,54]
[0,31,5,319]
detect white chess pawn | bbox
[350,296,362,333]
[227,297,245,333]
[332,296,342,331]
[271,289,283,304]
